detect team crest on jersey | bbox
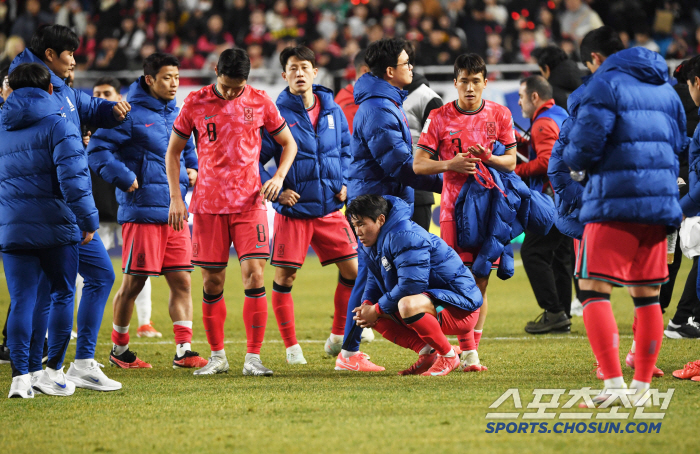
[137,253,145,267]
[193,243,199,257]
[277,244,285,257]
[381,256,392,271]
[244,107,254,123]
[486,122,497,139]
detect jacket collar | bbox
[277,84,335,114]
[532,99,557,120]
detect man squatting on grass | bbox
[350,195,483,376]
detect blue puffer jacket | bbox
[260,85,351,218]
[10,49,120,131]
[680,106,700,216]
[87,78,197,224]
[360,196,483,314]
[348,73,442,205]
[0,88,98,250]
[563,47,686,228]
[548,83,587,239]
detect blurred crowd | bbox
[1,0,700,81]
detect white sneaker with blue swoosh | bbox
[66,360,122,392]
[32,367,76,396]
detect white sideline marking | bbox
[96,334,633,347]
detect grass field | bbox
[0,255,699,454]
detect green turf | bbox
[0,256,698,453]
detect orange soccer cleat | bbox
[398,351,438,376]
[109,349,152,369]
[334,352,385,372]
[137,321,162,338]
[173,351,209,369]
[672,359,700,380]
[626,351,664,377]
[421,349,461,376]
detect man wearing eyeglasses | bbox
[336,38,443,372]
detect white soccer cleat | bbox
[324,337,343,357]
[360,328,375,343]
[570,298,583,317]
[460,350,488,372]
[66,360,122,392]
[193,355,229,375]
[8,374,34,399]
[32,367,76,396]
[286,344,307,365]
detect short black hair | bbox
[29,24,80,61]
[346,194,391,223]
[453,53,487,80]
[404,41,416,66]
[579,26,624,64]
[533,46,569,73]
[354,49,367,71]
[217,48,250,80]
[520,75,553,101]
[365,38,407,78]
[143,52,180,77]
[684,55,700,85]
[279,45,316,70]
[93,76,121,91]
[8,63,51,91]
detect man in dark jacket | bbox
[1,63,98,398]
[516,75,573,334]
[88,53,206,373]
[337,38,442,372]
[534,45,583,112]
[9,25,130,393]
[564,26,686,404]
[349,195,482,376]
[259,46,358,364]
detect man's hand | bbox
[447,153,481,174]
[82,130,91,147]
[278,189,300,207]
[187,168,198,187]
[126,178,139,193]
[81,231,95,245]
[112,101,131,121]
[467,143,492,161]
[335,185,347,202]
[168,197,188,231]
[260,175,284,202]
[353,303,379,328]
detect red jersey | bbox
[307,94,321,130]
[173,84,286,214]
[417,99,516,223]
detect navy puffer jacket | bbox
[0,88,98,250]
[348,73,442,205]
[87,78,197,224]
[260,85,351,218]
[563,47,686,228]
[680,107,700,216]
[360,196,482,314]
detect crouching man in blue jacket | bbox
[350,195,483,376]
[1,63,98,398]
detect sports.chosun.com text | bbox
[485,421,662,434]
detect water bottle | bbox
[570,170,586,182]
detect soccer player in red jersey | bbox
[165,48,298,376]
[413,54,517,371]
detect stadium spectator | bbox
[91,36,127,71]
[559,0,604,44]
[118,17,147,61]
[9,0,52,45]
[335,49,368,134]
[55,0,88,38]
[0,35,24,72]
[195,14,234,56]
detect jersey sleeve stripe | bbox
[416,143,437,156]
[504,142,517,150]
[269,121,287,136]
[173,126,190,139]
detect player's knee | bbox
[245,270,265,288]
[398,296,418,318]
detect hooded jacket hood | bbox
[353,72,408,106]
[10,49,67,91]
[277,84,336,114]
[374,195,413,251]
[598,47,668,85]
[1,87,61,131]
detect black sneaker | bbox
[664,317,700,339]
[525,310,572,334]
[0,344,10,364]
[109,348,152,368]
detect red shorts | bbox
[441,220,499,270]
[575,221,668,286]
[122,223,193,276]
[191,210,270,268]
[270,211,357,268]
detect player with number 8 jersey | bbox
[167,48,298,376]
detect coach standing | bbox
[516,75,573,334]
[563,26,686,404]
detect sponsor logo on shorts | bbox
[277,244,285,257]
[255,244,265,249]
[137,253,146,267]
[193,243,198,257]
